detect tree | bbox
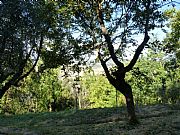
[0,0,81,98]
[163,9,180,104]
[0,0,45,98]
[163,9,180,81]
[68,0,175,123]
[163,9,180,60]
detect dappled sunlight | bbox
[0,104,179,134]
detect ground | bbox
[0,104,179,135]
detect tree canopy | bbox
[163,9,180,60]
[0,0,84,98]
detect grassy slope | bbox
[0,104,179,135]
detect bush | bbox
[167,83,180,104]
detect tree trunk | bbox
[0,82,12,99]
[123,83,139,124]
[114,76,138,124]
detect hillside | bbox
[0,104,179,135]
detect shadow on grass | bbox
[0,104,179,135]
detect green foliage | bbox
[167,83,180,104]
[68,0,175,60]
[0,68,75,114]
[0,0,85,98]
[126,49,180,105]
[162,9,180,104]
[80,70,125,108]
[126,53,163,104]
[163,9,180,60]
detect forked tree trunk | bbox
[100,60,139,124]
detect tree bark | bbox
[123,83,139,124]
[114,73,138,124]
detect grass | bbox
[0,104,179,135]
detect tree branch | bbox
[98,52,115,86]
[0,35,44,99]
[96,1,124,68]
[125,1,151,72]
[15,34,43,84]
